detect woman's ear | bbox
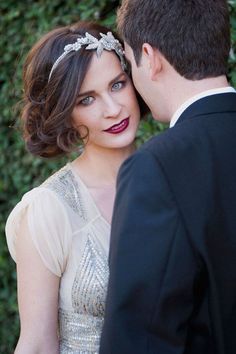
[142,43,162,81]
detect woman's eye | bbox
[112,81,126,91]
[79,96,94,106]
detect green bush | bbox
[0,1,235,352]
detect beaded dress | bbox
[6,163,110,353]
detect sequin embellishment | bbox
[59,310,103,353]
[72,233,109,317]
[43,165,87,220]
[59,233,109,352]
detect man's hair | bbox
[117,0,230,79]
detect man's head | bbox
[117,0,230,80]
[117,0,231,121]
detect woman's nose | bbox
[103,95,122,118]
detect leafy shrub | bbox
[0,0,235,352]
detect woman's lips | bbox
[104,118,130,134]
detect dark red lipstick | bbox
[104,118,129,134]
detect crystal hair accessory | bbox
[48,31,126,81]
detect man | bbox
[100,1,236,353]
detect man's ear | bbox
[142,43,162,81]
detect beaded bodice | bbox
[43,165,110,353]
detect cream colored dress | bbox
[5,163,110,353]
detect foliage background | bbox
[0,0,235,352]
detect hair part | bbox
[117,0,230,80]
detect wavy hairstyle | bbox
[21,21,148,158]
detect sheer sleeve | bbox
[5,187,72,277]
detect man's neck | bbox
[169,75,230,119]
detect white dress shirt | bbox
[170,87,236,128]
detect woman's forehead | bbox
[80,51,124,91]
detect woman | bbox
[5,21,146,353]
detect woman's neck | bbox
[72,143,136,188]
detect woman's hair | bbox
[117,0,230,80]
[21,21,148,158]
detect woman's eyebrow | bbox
[77,89,95,98]
[78,72,126,98]
[109,72,126,85]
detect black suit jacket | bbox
[100,93,236,354]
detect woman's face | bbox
[71,51,140,152]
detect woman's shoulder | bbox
[6,164,75,227]
[42,163,74,190]
[5,165,74,275]
[8,162,92,235]
[41,163,89,221]
[20,163,85,213]
[14,164,70,205]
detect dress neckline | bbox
[67,162,111,228]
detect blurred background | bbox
[0,0,235,352]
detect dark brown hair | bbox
[117,0,230,80]
[21,21,147,158]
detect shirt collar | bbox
[170,87,236,128]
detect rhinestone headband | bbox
[48,31,126,81]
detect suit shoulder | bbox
[140,119,204,159]
[138,127,177,158]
